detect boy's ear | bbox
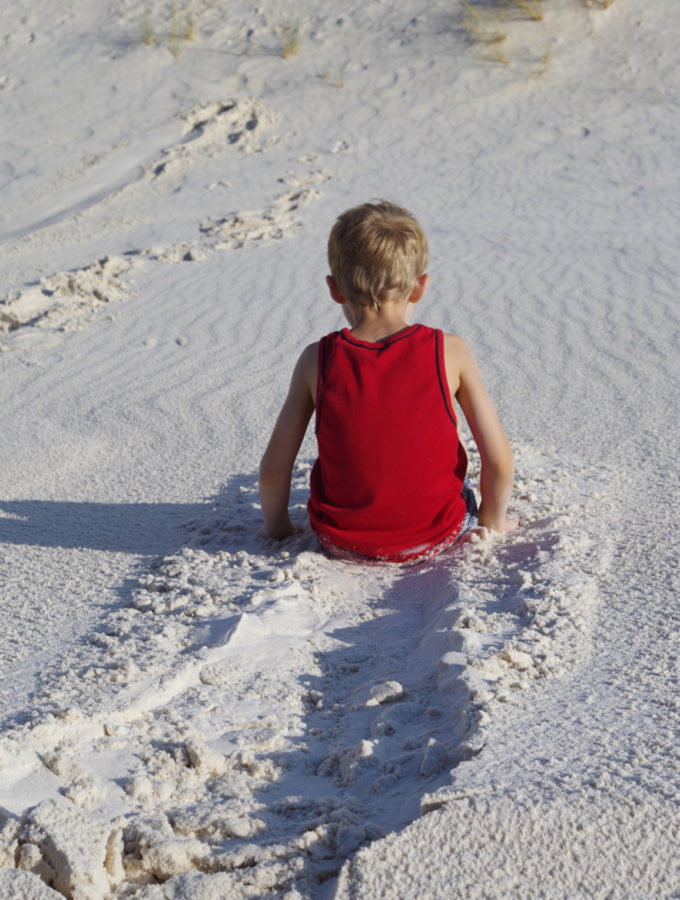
[326,275,346,305]
[409,273,429,304]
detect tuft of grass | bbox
[278,20,302,58]
[169,2,199,56]
[462,1,508,46]
[461,0,617,73]
[460,0,552,70]
[142,2,197,56]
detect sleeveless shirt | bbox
[307,324,468,562]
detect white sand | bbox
[1,0,679,896]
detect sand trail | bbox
[0,445,613,896]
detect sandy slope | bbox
[1,0,679,896]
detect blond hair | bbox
[327,200,429,310]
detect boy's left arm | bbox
[259,343,317,539]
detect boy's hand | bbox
[478,507,519,533]
[496,515,519,533]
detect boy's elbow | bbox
[258,458,276,486]
[259,455,291,487]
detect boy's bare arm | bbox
[259,343,317,539]
[445,334,517,532]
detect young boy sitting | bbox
[259,200,517,562]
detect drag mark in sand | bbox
[0,446,615,897]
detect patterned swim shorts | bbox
[458,476,479,537]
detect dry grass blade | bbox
[279,21,302,58]
[514,0,544,20]
[142,4,153,45]
[462,1,508,46]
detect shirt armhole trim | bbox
[315,335,328,435]
[435,329,458,428]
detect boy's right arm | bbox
[445,335,517,532]
[259,343,317,540]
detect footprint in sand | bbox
[0,256,132,338]
[199,187,322,250]
[148,99,279,183]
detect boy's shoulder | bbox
[294,341,319,370]
[441,330,467,348]
[290,341,319,397]
[442,331,474,361]
[441,333,478,394]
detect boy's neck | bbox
[344,299,415,343]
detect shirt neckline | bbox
[340,323,421,349]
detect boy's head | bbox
[327,200,429,310]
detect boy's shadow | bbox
[0,473,259,731]
[0,468,266,555]
[0,498,212,555]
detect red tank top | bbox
[308,324,468,562]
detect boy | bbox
[259,200,517,562]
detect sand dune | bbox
[1,0,679,896]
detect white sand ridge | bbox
[0,257,131,341]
